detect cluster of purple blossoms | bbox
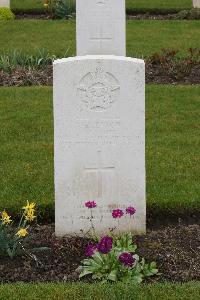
[118,252,135,267]
[85,236,113,257]
[112,209,124,219]
[85,201,97,209]
[84,201,136,217]
[112,206,136,219]
[126,206,136,216]
[85,243,97,257]
[97,236,113,254]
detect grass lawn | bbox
[11,0,44,11]
[0,20,199,58]
[11,0,192,12]
[0,85,199,216]
[126,0,191,10]
[0,282,200,300]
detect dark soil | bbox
[15,13,178,21]
[0,223,199,283]
[146,64,200,84]
[1,63,199,87]
[14,11,200,21]
[0,66,53,87]
[127,14,179,20]
[15,14,51,20]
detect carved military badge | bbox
[78,66,120,111]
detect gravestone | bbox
[0,0,10,7]
[54,56,145,236]
[76,0,126,56]
[54,0,146,237]
[193,0,200,8]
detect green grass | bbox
[0,282,200,300]
[126,0,191,10]
[0,20,199,58]
[11,0,192,12]
[0,85,199,216]
[11,0,44,11]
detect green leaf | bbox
[132,274,143,284]
[108,270,117,282]
[82,258,93,266]
[150,269,159,275]
[93,252,104,264]
[79,267,93,278]
[150,262,157,269]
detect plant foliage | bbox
[0,202,36,259]
[79,233,158,283]
[0,8,15,20]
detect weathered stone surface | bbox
[76,0,126,56]
[54,56,145,237]
[0,0,10,7]
[193,0,200,8]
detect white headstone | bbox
[0,0,10,7]
[193,0,200,8]
[54,56,146,236]
[76,0,126,56]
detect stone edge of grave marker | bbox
[193,0,200,8]
[53,55,144,65]
[0,0,10,8]
[53,55,146,237]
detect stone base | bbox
[53,55,146,237]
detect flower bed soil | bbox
[14,13,179,21]
[0,223,199,283]
[1,63,199,87]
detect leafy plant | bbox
[173,8,200,20]
[43,0,75,19]
[0,201,37,259]
[147,48,200,81]
[0,49,59,73]
[79,203,159,283]
[43,0,57,16]
[55,0,75,19]
[0,8,15,20]
[79,233,158,283]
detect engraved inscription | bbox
[96,0,109,4]
[78,66,120,111]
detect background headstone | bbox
[54,56,146,236]
[0,0,10,7]
[76,0,126,56]
[193,0,200,8]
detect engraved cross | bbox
[90,28,112,52]
[85,150,115,199]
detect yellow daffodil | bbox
[44,0,49,7]
[1,210,12,225]
[22,201,36,222]
[16,228,28,238]
[25,209,36,222]
[22,201,36,212]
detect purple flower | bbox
[119,252,135,267]
[97,236,113,254]
[85,201,97,209]
[85,243,97,257]
[112,209,124,219]
[126,206,136,216]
